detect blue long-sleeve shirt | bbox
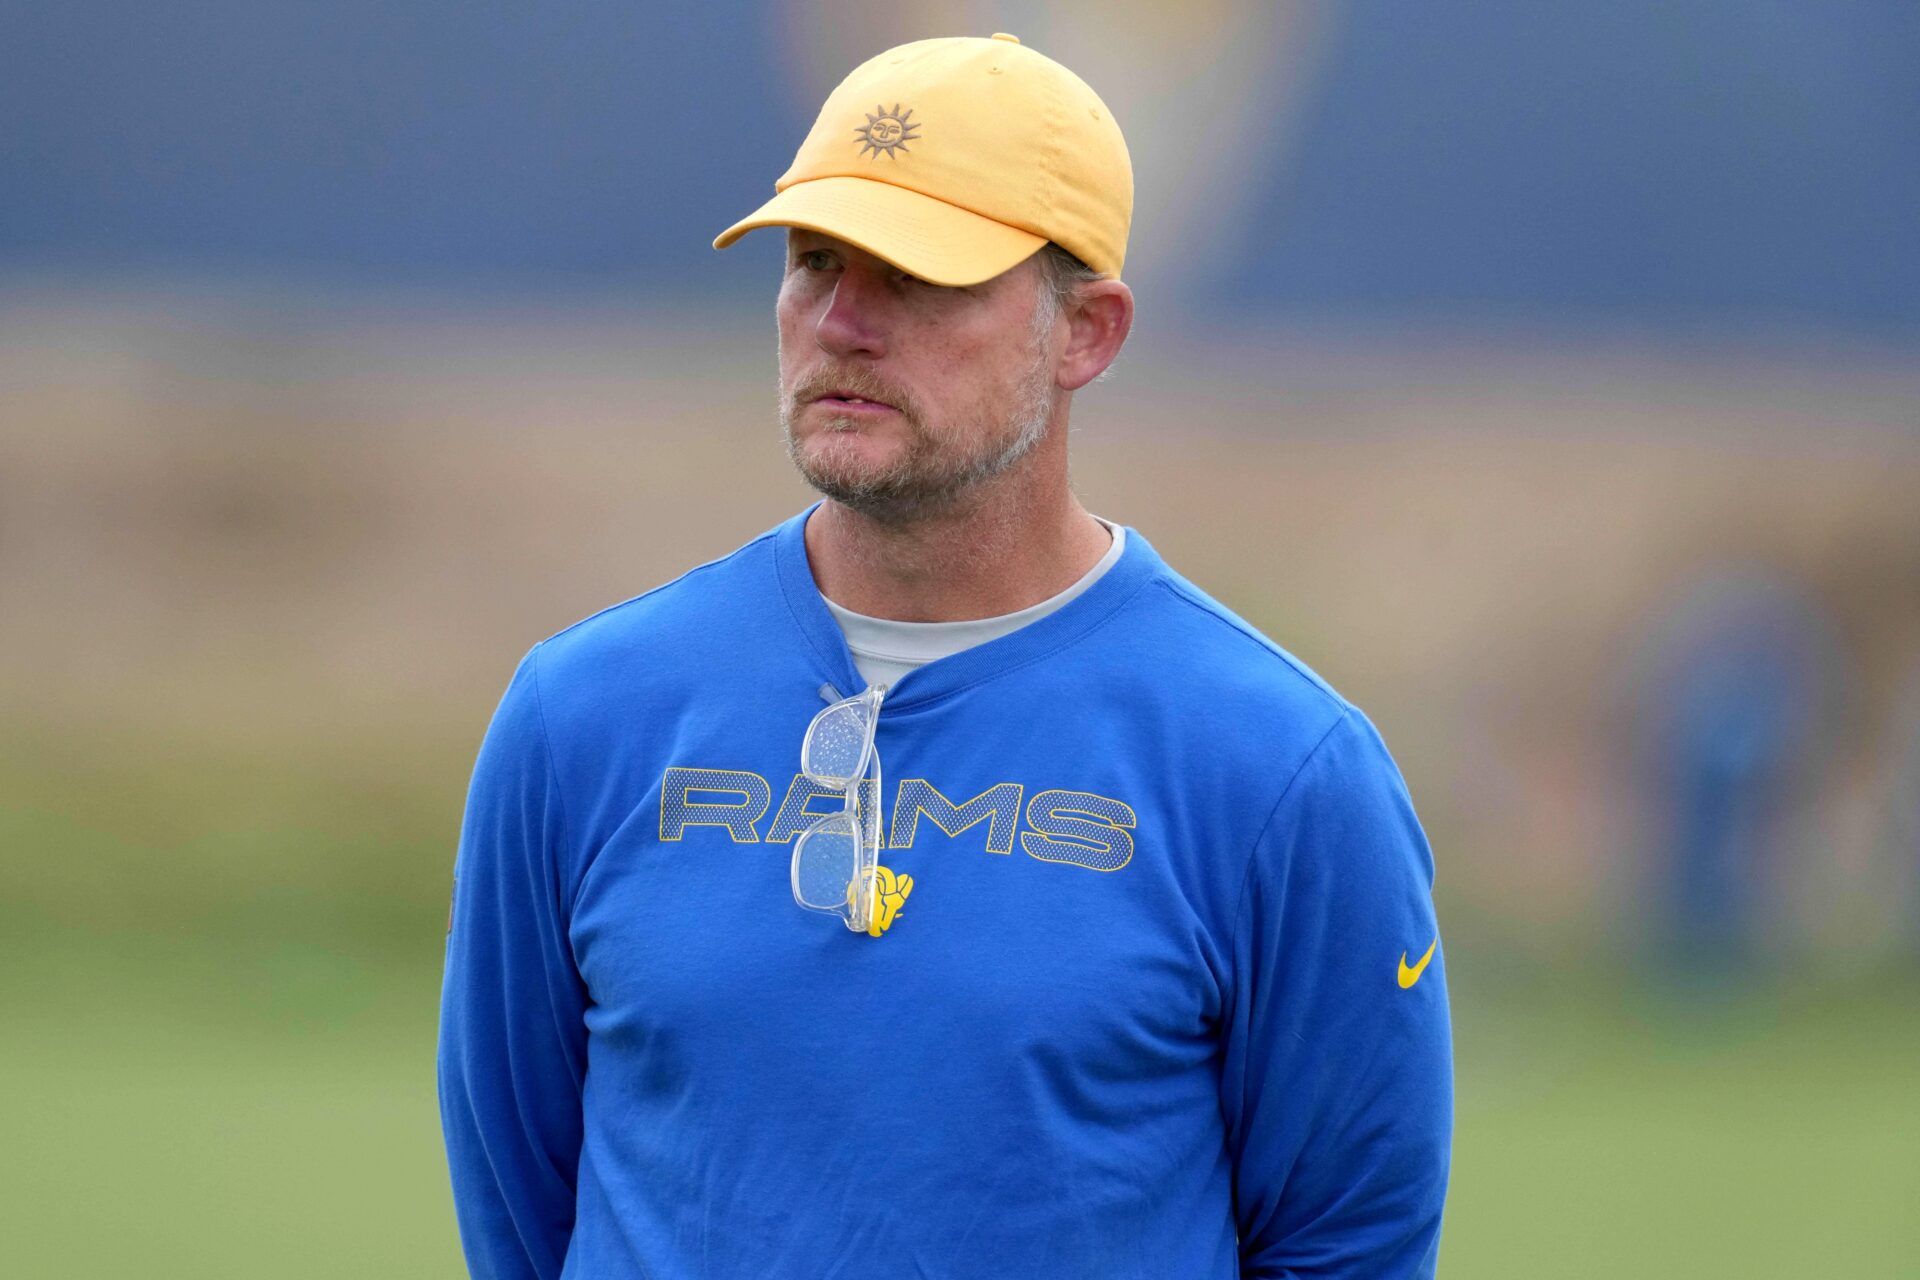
[437,503,1452,1278]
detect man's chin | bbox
[791,453,957,522]
[792,430,903,486]
[797,460,913,505]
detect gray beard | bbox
[778,319,1056,526]
[782,390,1050,524]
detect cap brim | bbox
[712,176,1046,288]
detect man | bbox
[439,33,1452,1280]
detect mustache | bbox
[789,367,921,420]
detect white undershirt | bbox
[822,517,1126,690]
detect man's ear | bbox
[1055,279,1134,391]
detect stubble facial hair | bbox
[778,285,1060,525]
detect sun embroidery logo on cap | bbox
[854,104,920,159]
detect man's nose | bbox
[815,266,890,359]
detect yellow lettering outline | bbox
[1020,788,1138,872]
[890,779,1024,853]
[658,767,772,843]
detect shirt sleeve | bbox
[1221,707,1454,1279]
[437,642,590,1279]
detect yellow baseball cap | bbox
[713,34,1132,287]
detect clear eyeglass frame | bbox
[790,683,888,932]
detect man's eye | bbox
[800,250,835,271]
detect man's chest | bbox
[564,716,1243,1095]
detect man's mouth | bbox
[810,391,898,413]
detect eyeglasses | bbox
[791,683,902,934]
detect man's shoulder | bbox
[1127,555,1351,726]
[529,522,784,688]
[1126,556,1419,843]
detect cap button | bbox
[990,32,1020,43]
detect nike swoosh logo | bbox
[1397,937,1438,989]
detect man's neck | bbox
[803,471,1112,623]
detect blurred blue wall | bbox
[1212,0,1920,331]
[0,1,797,295]
[4,0,1916,331]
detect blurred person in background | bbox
[1636,570,1837,978]
[437,32,1451,1280]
